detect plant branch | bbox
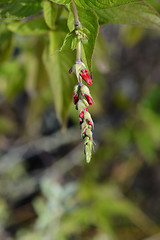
[71,1,82,62]
[76,39,81,63]
[71,1,81,28]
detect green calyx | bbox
[81,85,91,97]
[84,137,93,163]
[76,99,88,111]
[85,128,93,140]
[84,111,94,126]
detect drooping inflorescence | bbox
[69,1,95,163]
[69,63,94,163]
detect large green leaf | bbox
[50,0,71,4]
[67,5,99,72]
[0,23,13,62]
[145,0,160,11]
[43,31,77,126]
[0,0,42,19]
[74,0,141,9]
[7,18,49,35]
[96,1,160,30]
[80,9,99,71]
[43,0,58,29]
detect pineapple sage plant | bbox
[1,0,160,162]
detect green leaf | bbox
[145,0,160,11]
[50,0,71,5]
[80,9,99,71]
[43,31,77,126]
[71,36,78,50]
[60,30,77,51]
[0,23,13,62]
[0,0,42,19]
[95,1,160,30]
[74,0,141,9]
[43,0,58,30]
[0,61,26,99]
[7,18,49,35]
[68,5,99,72]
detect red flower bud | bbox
[79,118,83,124]
[80,73,93,86]
[81,92,85,97]
[69,68,72,74]
[85,107,88,112]
[88,120,92,126]
[81,68,88,73]
[82,129,86,134]
[85,95,93,105]
[79,110,84,119]
[73,92,78,104]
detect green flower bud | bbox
[81,38,88,45]
[73,84,79,94]
[85,128,93,140]
[84,137,93,163]
[81,85,91,97]
[81,121,88,132]
[76,99,89,111]
[81,121,88,138]
[82,99,89,108]
[84,111,94,126]
[76,100,86,112]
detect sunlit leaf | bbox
[43,31,77,126]
[50,0,71,4]
[74,0,141,9]
[7,18,49,35]
[43,0,58,29]
[96,1,160,30]
[0,0,42,19]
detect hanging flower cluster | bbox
[69,63,94,163]
[68,3,95,163]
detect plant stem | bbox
[76,39,81,63]
[71,1,82,63]
[71,1,81,28]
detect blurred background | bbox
[0,14,160,240]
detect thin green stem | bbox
[71,1,82,63]
[71,1,82,83]
[76,39,81,63]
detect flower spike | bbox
[69,1,94,163]
[69,65,95,162]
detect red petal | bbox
[88,120,92,126]
[79,111,84,119]
[81,68,88,74]
[80,73,93,86]
[85,95,93,105]
[73,93,78,104]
